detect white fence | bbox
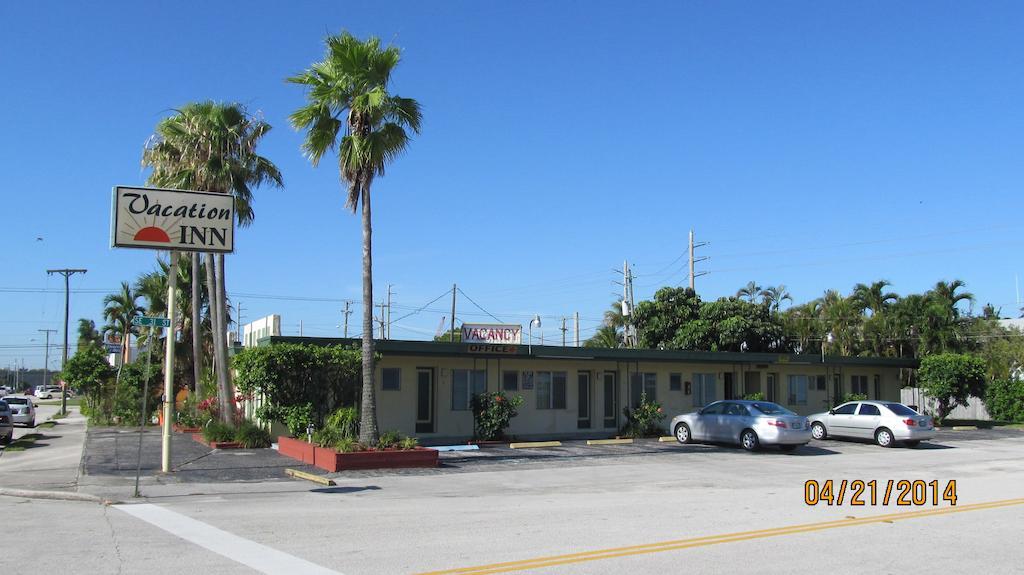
[900,387,991,421]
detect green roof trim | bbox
[258,337,918,368]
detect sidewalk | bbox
[0,407,87,492]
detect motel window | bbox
[851,375,869,396]
[629,373,657,408]
[503,370,519,391]
[670,373,682,392]
[787,375,809,405]
[815,375,826,391]
[382,368,400,391]
[693,373,716,407]
[452,369,487,411]
[535,371,567,410]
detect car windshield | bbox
[750,402,796,416]
[884,403,919,416]
[5,398,28,405]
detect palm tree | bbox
[760,285,792,313]
[102,282,144,364]
[604,300,627,330]
[76,319,103,352]
[736,281,762,303]
[289,32,422,445]
[584,325,622,348]
[142,101,282,422]
[852,280,898,315]
[931,279,974,317]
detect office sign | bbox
[461,323,522,345]
[111,186,235,253]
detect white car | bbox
[34,386,60,399]
[809,401,935,448]
[4,396,35,427]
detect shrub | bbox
[333,437,364,453]
[471,392,524,440]
[234,421,272,448]
[203,421,237,443]
[984,378,1024,422]
[312,426,342,447]
[622,394,666,438]
[842,393,868,404]
[176,394,211,428]
[399,436,419,450]
[324,406,359,440]
[377,430,402,449]
[918,353,987,423]
[743,392,766,401]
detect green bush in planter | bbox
[743,392,766,401]
[332,437,364,453]
[842,393,868,404]
[203,421,236,443]
[471,391,524,440]
[399,436,419,450]
[621,393,666,438]
[235,421,272,448]
[377,430,402,449]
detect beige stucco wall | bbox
[371,354,905,444]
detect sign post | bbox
[111,186,235,478]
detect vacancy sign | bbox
[111,186,235,253]
[461,324,523,345]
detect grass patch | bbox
[5,433,42,452]
[37,421,56,429]
[50,413,67,420]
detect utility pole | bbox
[342,301,352,338]
[235,302,245,347]
[560,317,567,346]
[687,229,709,291]
[299,320,303,337]
[47,268,86,416]
[385,285,393,340]
[450,283,457,343]
[161,252,179,473]
[38,329,56,389]
[375,302,388,339]
[574,312,580,347]
[622,260,637,348]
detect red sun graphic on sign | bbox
[134,226,171,243]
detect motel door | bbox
[602,371,617,429]
[578,372,592,429]
[416,368,435,434]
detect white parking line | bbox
[114,503,343,575]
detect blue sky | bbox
[2,1,1023,369]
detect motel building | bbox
[260,324,917,445]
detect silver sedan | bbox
[808,401,935,448]
[670,400,812,452]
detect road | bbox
[2,428,1023,574]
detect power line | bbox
[455,287,504,324]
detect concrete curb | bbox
[509,441,562,449]
[586,438,633,446]
[0,487,120,505]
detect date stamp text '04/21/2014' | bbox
[805,480,957,506]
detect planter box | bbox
[192,433,243,450]
[174,424,203,434]
[313,446,438,472]
[278,435,316,465]
[276,437,438,471]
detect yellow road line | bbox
[417,498,1024,575]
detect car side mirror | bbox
[828,409,835,415]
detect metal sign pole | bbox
[161,251,179,473]
[134,324,155,497]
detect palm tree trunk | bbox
[191,253,202,396]
[358,184,379,445]
[216,253,233,421]
[204,254,231,423]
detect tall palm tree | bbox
[584,325,622,348]
[142,101,282,422]
[289,32,422,444]
[931,279,974,317]
[76,319,103,352]
[102,282,144,364]
[760,285,792,313]
[604,300,627,330]
[736,281,762,303]
[852,280,898,315]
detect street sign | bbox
[132,316,171,328]
[111,186,235,253]
[104,342,121,354]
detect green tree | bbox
[60,346,115,415]
[633,287,702,349]
[433,329,462,343]
[584,325,622,348]
[142,101,282,423]
[102,282,143,365]
[736,281,762,303]
[852,280,898,316]
[76,319,103,352]
[983,378,1024,422]
[917,353,987,422]
[760,285,792,313]
[289,32,422,444]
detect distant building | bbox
[244,315,281,348]
[999,318,1024,332]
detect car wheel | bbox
[26,419,34,428]
[741,429,760,452]
[905,440,921,448]
[875,428,895,448]
[779,444,798,453]
[1,434,10,445]
[674,423,692,444]
[811,422,827,440]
